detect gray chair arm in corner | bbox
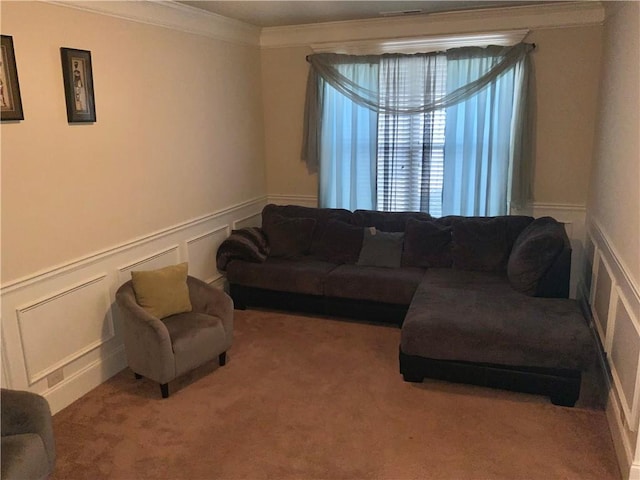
[1,388,56,480]
[187,276,234,341]
[115,282,176,384]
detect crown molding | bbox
[45,0,261,46]
[260,1,605,49]
[310,30,530,55]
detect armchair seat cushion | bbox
[163,312,228,376]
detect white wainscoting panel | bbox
[233,212,262,230]
[593,254,614,349]
[584,217,640,479]
[16,274,114,386]
[0,196,266,413]
[117,246,181,285]
[186,226,230,284]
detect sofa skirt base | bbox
[399,348,581,407]
[230,284,407,325]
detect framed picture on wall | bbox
[60,47,96,123]
[0,35,24,121]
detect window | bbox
[304,42,533,217]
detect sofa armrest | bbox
[1,389,56,472]
[507,217,571,298]
[216,227,269,272]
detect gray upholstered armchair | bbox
[116,275,233,398]
[1,388,56,480]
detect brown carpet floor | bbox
[52,309,621,480]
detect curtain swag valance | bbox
[301,42,535,207]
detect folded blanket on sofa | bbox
[216,227,269,272]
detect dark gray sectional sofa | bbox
[217,204,595,406]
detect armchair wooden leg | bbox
[219,352,227,366]
[134,373,143,380]
[160,383,169,399]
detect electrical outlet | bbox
[47,368,64,388]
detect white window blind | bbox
[376,55,447,215]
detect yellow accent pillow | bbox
[131,263,192,319]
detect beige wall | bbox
[588,2,639,286]
[260,26,603,208]
[1,1,266,282]
[527,26,602,205]
[261,45,316,197]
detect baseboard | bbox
[44,346,127,415]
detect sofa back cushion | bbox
[451,218,510,271]
[262,215,316,258]
[262,204,352,255]
[401,219,453,268]
[507,216,567,296]
[316,220,364,264]
[351,209,432,232]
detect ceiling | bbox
[179,1,553,28]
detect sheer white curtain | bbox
[442,50,517,216]
[319,63,378,210]
[305,44,534,215]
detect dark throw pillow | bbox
[507,216,566,296]
[317,220,364,264]
[263,215,316,258]
[357,228,405,268]
[451,218,509,272]
[401,219,453,268]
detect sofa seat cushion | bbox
[401,280,594,370]
[420,268,508,286]
[325,265,425,305]
[226,258,337,295]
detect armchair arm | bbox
[1,389,56,472]
[187,276,234,339]
[115,282,176,384]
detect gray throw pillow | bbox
[507,217,566,296]
[357,228,405,268]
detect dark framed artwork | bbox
[60,47,96,123]
[0,35,24,121]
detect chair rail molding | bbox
[0,196,267,414]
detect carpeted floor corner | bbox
[52,309,621,480]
